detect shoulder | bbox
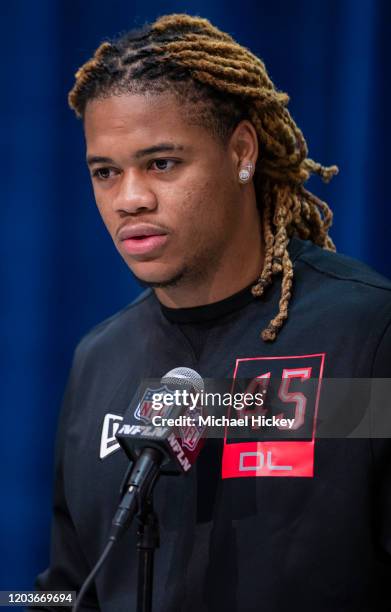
[291,237,391,320]
[73,288,156,368]
[293,237,391,291]
[289,238,391,372]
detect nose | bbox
[113,169,157,214]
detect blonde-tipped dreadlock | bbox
[68,13,338,342]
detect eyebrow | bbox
[86,143,185,166]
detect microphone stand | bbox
[73,449,163,612]
[136,496,160,612]
[118,451,162,612]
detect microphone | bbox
[109,367,205,541]
[116,367,206,475]
[161,366,204,392]
[72,368,206,612]
[111,367,205,536]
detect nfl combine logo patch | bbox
[222,353,325,478]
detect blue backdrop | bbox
[1,0,390,592]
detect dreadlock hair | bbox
[68,13,338,342]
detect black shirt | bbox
[32,237,391,612]
[160,280,257,360]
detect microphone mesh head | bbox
[161,367,204,393]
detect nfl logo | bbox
[134,385,173,423]
[180,406,206,451]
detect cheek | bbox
[175,186,215,240]
[172,181,235,255]
[178,179,221,222]
[184,177,237,229]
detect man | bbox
[33,13,391,611]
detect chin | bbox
[130,262,186,289]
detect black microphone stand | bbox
[117,450,162,612]
[73,449,163,612]
[136,496,160,612]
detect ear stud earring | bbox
[238,162,254,183]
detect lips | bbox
[117,223,168,240]
[117,223,169,257]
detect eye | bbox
[149,159,179,172]
[91,167,119,180]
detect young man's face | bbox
[84,92,246,289]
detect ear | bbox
[228,119,259,173]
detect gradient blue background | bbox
[1,0,390,592]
